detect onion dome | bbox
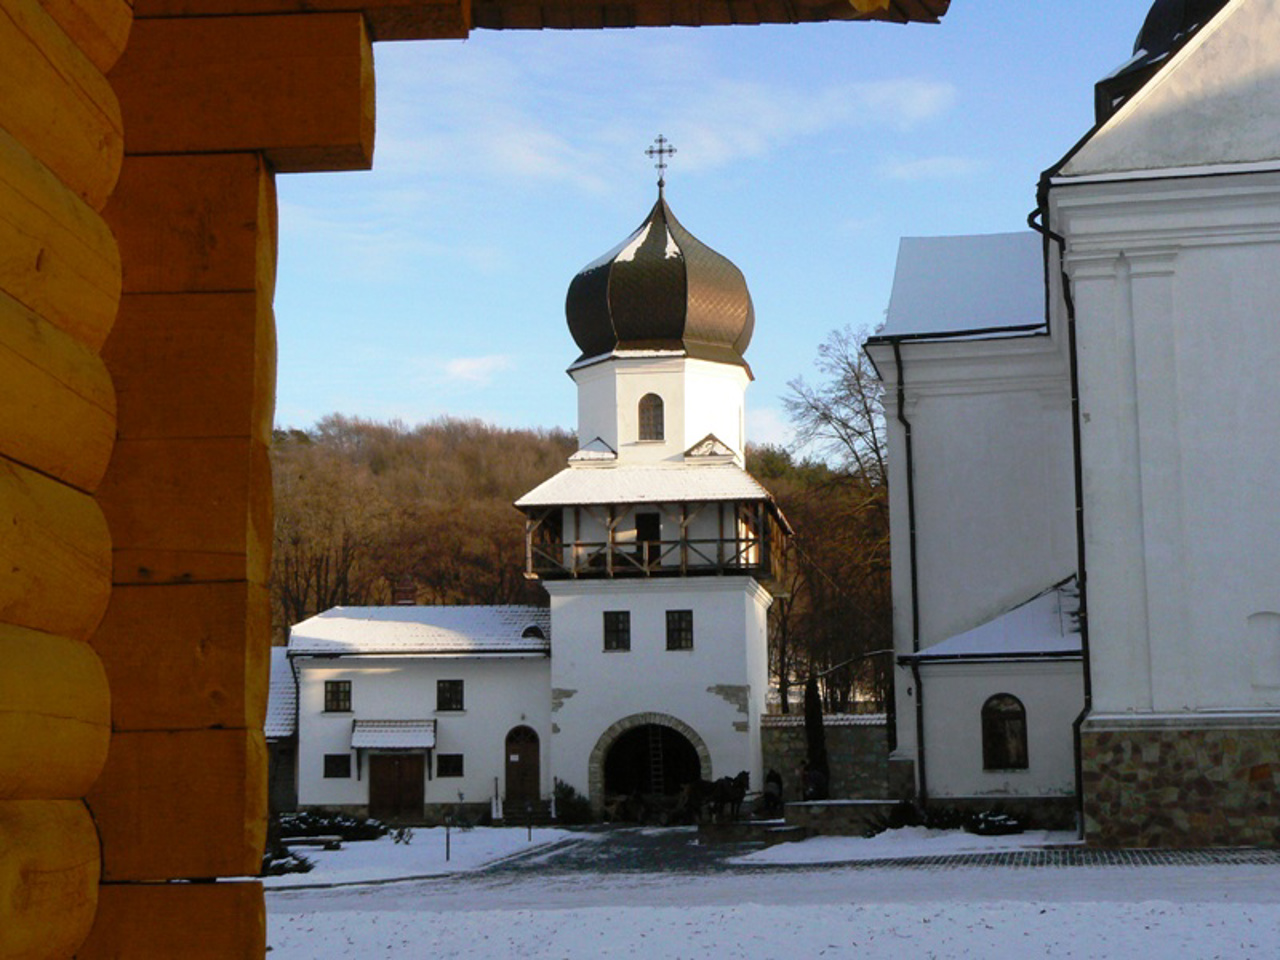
[565,193,755,367]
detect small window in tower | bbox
[982,694,1029,770]
[437,679,465,712]
[324,680,351,713]
[666,610,694,650]
[639,393,664,441]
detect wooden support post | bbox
[86,728,267,881]
[77,881,265,959]
[109,14,375,172]
[0,799,100,959]
[0,626,109,800]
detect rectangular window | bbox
[323,754,351,778]
[437,754,464,778]
[666,609,694,650]
[437,679,464,712]
[604,611,631,651]
[324,680,351,713]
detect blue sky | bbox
[274,2,1157,444]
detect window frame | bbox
[323,753,352,778]
[981,693,1029,771]
[603,610,631,651]
[638,393,665,442]
[666,609,694,651]
[436,678,465,712]
[323,679,351,713]
[437,753,464,778]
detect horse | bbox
[710,771,750,821]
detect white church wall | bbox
[572,356,747,462]
[295,656,552,810]
[920,660,1082,800]
[544,576,771,802]
[1054,170,1280,714]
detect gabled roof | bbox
[266,647,296,739]
[903,578,1082,663]
[515,462,773,508]
[569,437,617,462]
[684,434,736,459]
[872,233,1046,341]
[289,605,551,657]
[1059,0,1280,178]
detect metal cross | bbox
[645,135,677,190]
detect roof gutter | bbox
[900,651,1083,665]
[1029,185,1093,841]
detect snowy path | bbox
[267,827,1280,959]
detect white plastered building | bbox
[284,187,790,820]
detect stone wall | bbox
[1082,718,1280,847]
[761,714,889,801]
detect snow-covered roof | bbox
[877,233,1046,340]
[351,719,437,750]
[266,646,296,739]
[288,606,551,657]
[908,579,1082,663]
[516,462,771,508]
[569,437,617,462]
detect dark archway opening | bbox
[603,723,701,798]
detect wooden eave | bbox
[133,0,949,42]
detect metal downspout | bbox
[891,339,927,804]
[1029,193,1093,839]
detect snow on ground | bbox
[264,827,584,887]
[730,826,1078,864]
[266,827,1280,959]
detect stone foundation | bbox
[1082,714,1280,848]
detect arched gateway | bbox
[588,713,712,809]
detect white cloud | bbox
[747,406,795,449]
[880,155,987,181]
[443,354,515,385]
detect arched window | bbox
[981,694,1028,770]
[638,393,664,441]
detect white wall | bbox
[294,655,551,810]
[544,577,772,799]
[1054,170,1280,714]
[572,355,749,463]
[920,660,1083,799]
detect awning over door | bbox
[351,719,437,749]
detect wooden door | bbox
[504,726,540,804]
[369,753,424,821]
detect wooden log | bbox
[104,290,276,444]
[0,289,115,493]
[0,458,112,642]
[96,437,272,586]
[76,880,265,959]
[0,0,123,209]
[0,625,109,800]
[0,127,121,352]
[0,800,99,960]
[39,0,132,74]
[131,0,469,41]
[109,14,375,173]
[91,582,269,732]
[104,152,277,296]
[86,729,267,881]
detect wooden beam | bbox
[104,290,276,444]
[1,0,123,210]
[133,0,471,41]
[0,289,115,493]
[0,626,109,800]
[0,127,121,352]
[86,729,267,881]
[38,0,132,73]
[105,152,276,296]
[97,436,272,586]
[109,14,375,173]
[77,881,265,960]
[91,582,269,732]
[0,458,111,642]
[0,800,99,959]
